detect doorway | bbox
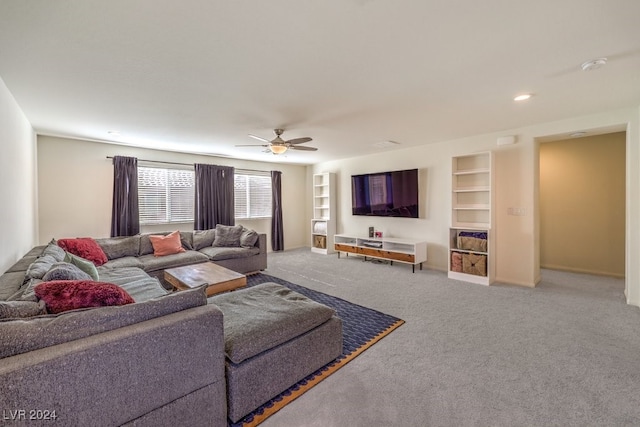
[539,132,626,278]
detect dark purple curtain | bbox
[271,170,284,251]
[110,156,140,237]
[194,164,235,230]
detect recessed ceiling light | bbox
[570,132,587,138]
[107,130,121,137]
[581,58,607,71]
[514,94,532,101]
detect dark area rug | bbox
[229,273,404,427]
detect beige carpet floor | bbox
[258,247,640,427]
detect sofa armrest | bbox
[257,233,267,254]
[0,305,227,426]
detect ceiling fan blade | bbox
[285,137,312,145]
[235,144,269,147]
[290,145,318,151]
[248,134,270,143]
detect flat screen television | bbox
[351,168,419,218]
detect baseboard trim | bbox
[494,276,536,288]
[541,264,625,279]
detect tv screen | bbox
[351,169,419,218]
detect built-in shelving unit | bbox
[311,172,336,254]
[448,152,494,285]
[334,234,427,273]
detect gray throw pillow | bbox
[240,227,259,248]
[63,252,100,281]
[212,224,243,247]
[42,262,93,282]
[25,255,58,280]
[95,235,140,259]
[193,229,216,250]
[42,242,66,262]
[0,300,47,319]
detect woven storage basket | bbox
[457,236,487,252]
[451,251,463,272]
[462,253,487,276]
[313,235,326,249]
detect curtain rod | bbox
[106,156,272,174]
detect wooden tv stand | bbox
[334,234,427,273]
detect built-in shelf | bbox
[311,173,335,254]
[449,152,494,285]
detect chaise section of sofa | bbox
[0,288,227,426]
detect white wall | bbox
[311,107,640,307]
[0,77,37,272]
[37,136,308,251]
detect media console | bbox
[334,234,427,273]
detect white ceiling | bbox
[1,1,639,165]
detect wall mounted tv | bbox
[351,168,419,218]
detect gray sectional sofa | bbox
[0,226,344,425]
[97,227,268,289]
[1,227,267,302]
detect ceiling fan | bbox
[236,129,317,155]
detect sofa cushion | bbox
[0,272,27,300]
[198,246,260,261]
[101,256,144,270]
[193,229,216,250]
[42,262,93,282]
[0,286,207,359]
[97,267,168,302]
[138,251,209,273]
[35,280,135,314]
[96,235,140,259]
[5,255,38,273]
[57,238,108,266]
[64,252,100,281]
[212,224,243,247]
[149,231,186,256]
[240,227,259,248]
[209,282,336,364]
[0,300,47,319]
[23,245,46,257]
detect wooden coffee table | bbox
[164,262,247,296]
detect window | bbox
[235,172,272,219]
[138,166,194,224]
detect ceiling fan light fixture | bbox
[270,145,288,154]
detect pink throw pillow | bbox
[149,231,186,257]
[57,237,108,266]
[35,280,135,314]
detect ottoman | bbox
[209,282,343,423]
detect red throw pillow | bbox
[57,238,108,266]
[35,280,135,314]
[149,231,186,257]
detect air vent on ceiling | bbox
[373,140,401,149]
